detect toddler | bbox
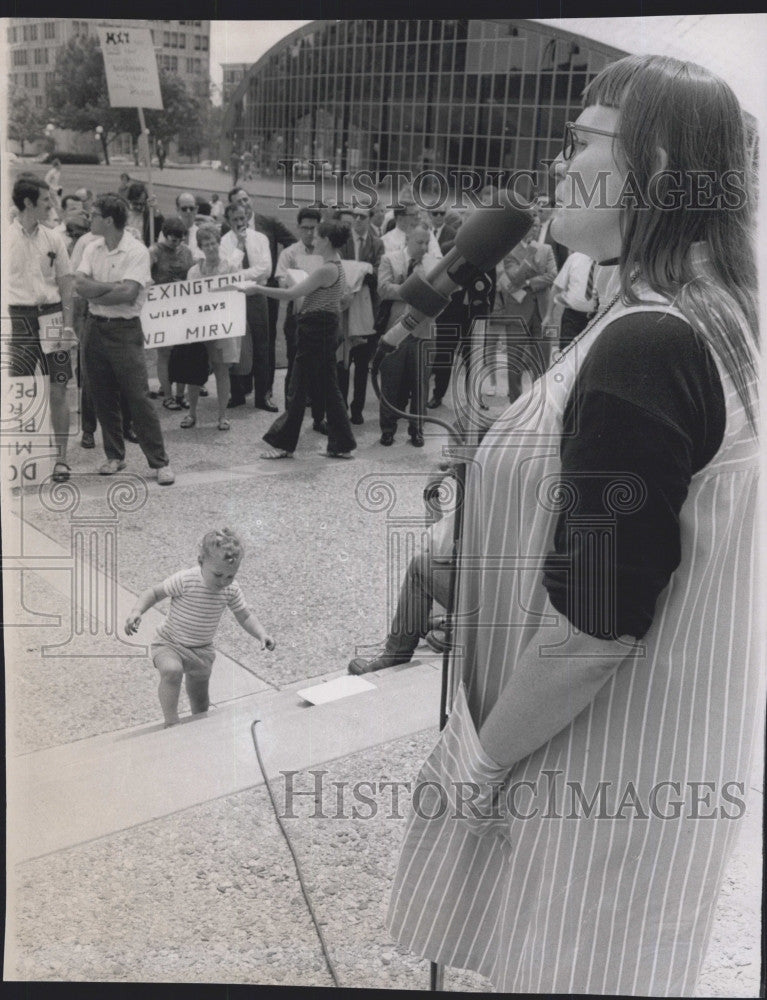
[125,528,275,727]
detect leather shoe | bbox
[426,395,442,409]
[81,431,95,449]
[350,412,364,425]
[348,653,411,675]
[255,396,279,413]
[409,432,425,447]
[313,420,329,435]
[379,431,394,446]
[227,397,246,409]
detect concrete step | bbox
[10,657,442,861]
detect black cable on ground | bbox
[250,719,341,988]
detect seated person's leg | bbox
[349,549,454,674]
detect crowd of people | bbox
[9,165,608,483]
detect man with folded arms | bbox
[75,194,174,485]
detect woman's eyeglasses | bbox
[563,121,619,161]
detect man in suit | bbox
[376,224,440,447]
[428,207,457,253]
[125,182,163,247]
[226,187,296,410]
[335,204,384,424]
[369,202,386,238]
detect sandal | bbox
[260,448,293,460]
[162,397,182,411]
[180,414,196,429]
[217,418,231,431]
[322,449,354,459]
[52,461,71,482]
[176,395,191,410]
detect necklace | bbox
[552,270,638,366]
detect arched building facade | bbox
[222,19,624,190]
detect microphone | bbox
[378,195,536,354]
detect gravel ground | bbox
[10,722,762,993]
[12,729,490,991]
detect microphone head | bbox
[455,195,536,271]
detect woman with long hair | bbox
[233,220,357,459]
[386,54,760,996]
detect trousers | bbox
[263,311,356,454]
[230,293,271,402]
[385,547,454,658]
[378,334,428,435]
[559,306,592,350]
[82,315,169,468]
[337,335,378,418]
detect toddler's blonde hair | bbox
[198,527,244,565]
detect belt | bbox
[9,302,62,315]
[90,314,139,323]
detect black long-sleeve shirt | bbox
[542,312,726,639]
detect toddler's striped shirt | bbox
[156,566,250,647]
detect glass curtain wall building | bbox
[223,19,621,190]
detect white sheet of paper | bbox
[39,311,64,353]
[297,675,376,705]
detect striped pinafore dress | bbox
[386,285,762,996]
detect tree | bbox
[8,87,46,154]
[47,35,205,160]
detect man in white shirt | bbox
[381,202,443,259]
[225,187,296,410]
[338,205,384,423]
[542,252,610,349]
[8,175,76,482]
[175,191,204,261]
[376,224,440,447]
[74,194,174,484]
[220,203,274,409]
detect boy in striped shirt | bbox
[125,528,275,727]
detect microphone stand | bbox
[371,329,489,993]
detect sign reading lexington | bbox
[140,271,248,349]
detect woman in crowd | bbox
[149,216,195,411]
[387,53,760,997]
[231,221,356,460]
[183,224,242,431]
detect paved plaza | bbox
[3,161,762,995]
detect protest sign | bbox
[140,271,248,349]
[0,373,56,490]
[97,26,163,110]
